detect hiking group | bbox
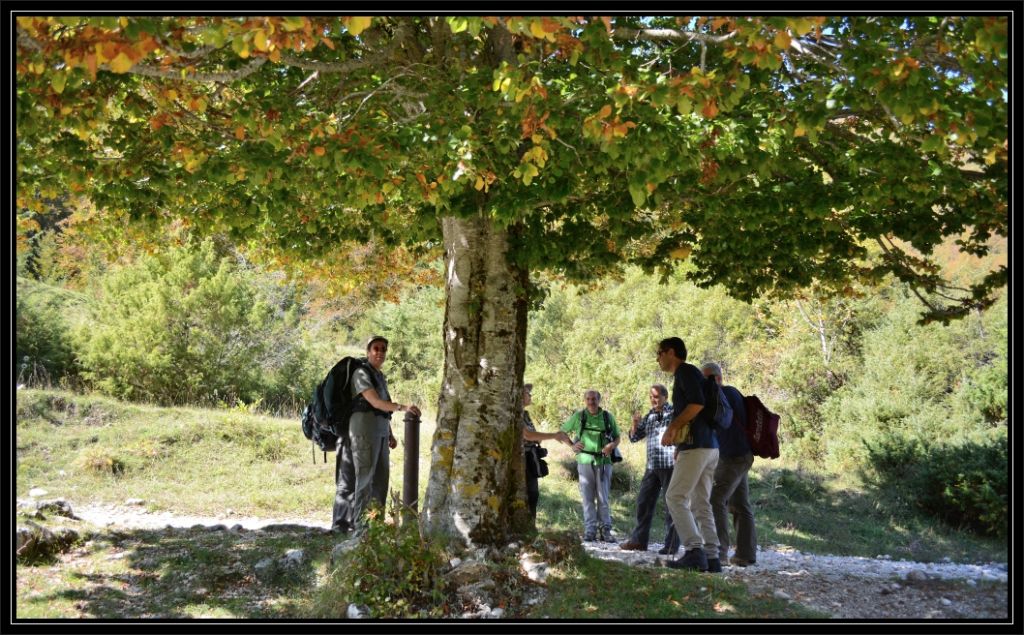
[305,333,778,572]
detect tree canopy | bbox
[16,15,1008,323]
[15,14,1010,545]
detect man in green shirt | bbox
[561,390,621,542]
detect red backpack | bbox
[742,395,780,459]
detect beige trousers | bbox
[664,447,720,553]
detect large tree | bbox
[15,15,1008,546]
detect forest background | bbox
[15,212,1008,540]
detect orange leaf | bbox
[598,104,613,118]
[701,100,719,118]
[85,53,98,80]
[235,126,246,140]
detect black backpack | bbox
[697,375,733,431]
[301,357,373,463]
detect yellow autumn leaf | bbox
[529,19,546,39]
[794,125,806,137]
[670,245,692,259]
[598,104,613,118]
[253,29,269,52]
[347,16,372,36]
[109,52,134,73]
[313,145,326,156]
[474,176,485,190]
[235,126,246,140]
[984,147,999,165]
[774,30,792,49]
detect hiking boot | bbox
[705,558,722,573]
[657,545,678,556]
[667,548,708,571]
[600,529,616,543]
[583,532,598,542]
[619,540,647,551]
[729,556,755,567]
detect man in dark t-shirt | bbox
[657,336,721,573]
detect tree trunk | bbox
[421,214,532,547]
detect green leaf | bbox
[676,97,692,116]
[447,17,469,34]
[50,72,67,94]
[628,182,647,207]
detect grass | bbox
[529,547,823,619]
[15,388,1008,619]
[16,522,337,619]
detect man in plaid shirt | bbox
[619,384,681,554]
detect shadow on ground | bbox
[21,522,339,619]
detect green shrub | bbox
[16,278,83,386]
[316,499,451,618]
[73,239,316,408]
[862,428,1007,537]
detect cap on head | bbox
[365,335,389,351]
[701,362,723,378]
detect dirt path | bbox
[63,501,1011,620]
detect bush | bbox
[862,428,1007,537]
[317,499,451,618]
[74,239,317,408]
[16,278,83,386]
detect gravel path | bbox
[42,499,1012,620]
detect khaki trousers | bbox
[664,447,720,553]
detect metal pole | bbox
[402,411,420,513]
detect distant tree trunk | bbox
[421,214,532,546]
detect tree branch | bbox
[612,27,739,45]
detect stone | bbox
[449,557,462,569]
[457,580,496,608]
[445,560,491,588]
[773,590,791,601]
[37,500,77,519]
[28,488,48,498]
[16,522,78,561]
[254,557,277,583]
[966,579,977,587]
[490,607,505,619]
[281,549,304,567]
[525,562,548,583]
[230,524,244,532]
[940,598,952,606]
[125,498,145,506]
[347,603,369,619]
[905,569,928,581]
